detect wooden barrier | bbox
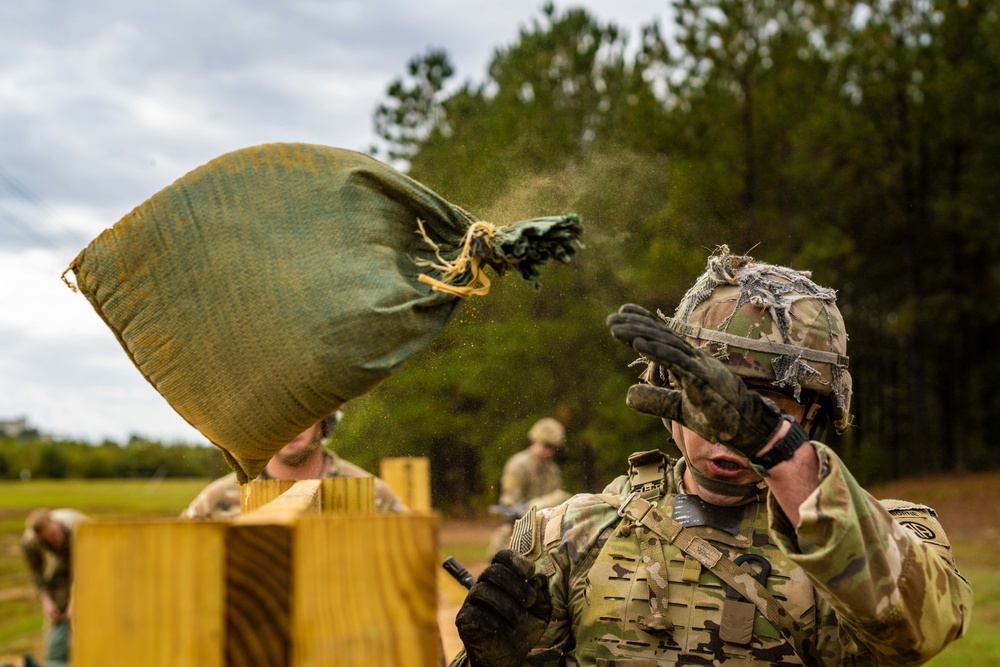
[241,477,376,514]
[73,474,439,666]
[74,520,228,665]
[380,457,432,512]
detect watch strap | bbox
[749,415,809,477]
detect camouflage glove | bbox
[455,549,552,667]
[606,304,782,458]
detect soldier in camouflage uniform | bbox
[487,418,572,557]
[181,411,407,518]
[499,418,568,510]
[451,247,972,666]
[22,507,90,665]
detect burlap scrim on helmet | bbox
[657,245,853,433]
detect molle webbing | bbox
[598,492,805,658]
[662,318,849,368]
[627,449,670,497]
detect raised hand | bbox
[606,304,782,457]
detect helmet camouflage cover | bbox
[529,418,566,448]
[645,246,853,433]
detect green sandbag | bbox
[66,143,582,482]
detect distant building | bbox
[0,417,27,437]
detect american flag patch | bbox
[510,506,537,555]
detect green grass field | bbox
[0,478,210,661]
[1,474,996,665]
[925,538,999,666]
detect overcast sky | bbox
[0,1,669,445]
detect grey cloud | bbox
[0,0,665,440]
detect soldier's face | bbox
[531,441,557,460]
[275,423,323,466]
[39,523,64,548]
[672,392,806,507]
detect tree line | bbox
[0,435,229,480]
[335,0,1000,514]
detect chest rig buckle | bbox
[627,449,669,499]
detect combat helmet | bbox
[647,246,852,434]
[529,418,566,448]
[320,410,344,438]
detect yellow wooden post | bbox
[322,476,375,513]
[380,457,432,512]
[293,513,440,665]
[73,520,228,667]
[227,479,325,666]
[242,477,375,514]
[241,478,296,513]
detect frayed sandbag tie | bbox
[414,214,584,299]
[60,268,79,293]
[415,219,496,298]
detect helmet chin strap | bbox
[674,427,765,501]
[687,463,764,500]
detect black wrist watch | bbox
[749,415,809,477]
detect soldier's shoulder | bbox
[20,527,39,549]
[372,477,409,512]
[181,472,240,519]
[517,492,622,560]
[199,472,240,494]
[515,447,539,464]
[326,455,374,479]
[600,474,632,495]
[51,507,91,527]
[878,498,958,567]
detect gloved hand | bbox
[606,304,782,458]
[487,502,529,524]
[455,549,552,667]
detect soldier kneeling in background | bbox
[22,507,90,667]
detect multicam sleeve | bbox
[517,493,624,665]
[499,453,528,507]
[447,491,626,667]
[180,473,241,519]
[769,442,973,664]
[373,477,409,513]
[446,503,562,667]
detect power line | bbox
[0,165,82,249]
[0,200,59,249]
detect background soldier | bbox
[181,411,407,518]
[451,246,973,666]
[486,418,571,558]
[21,507,90,666]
